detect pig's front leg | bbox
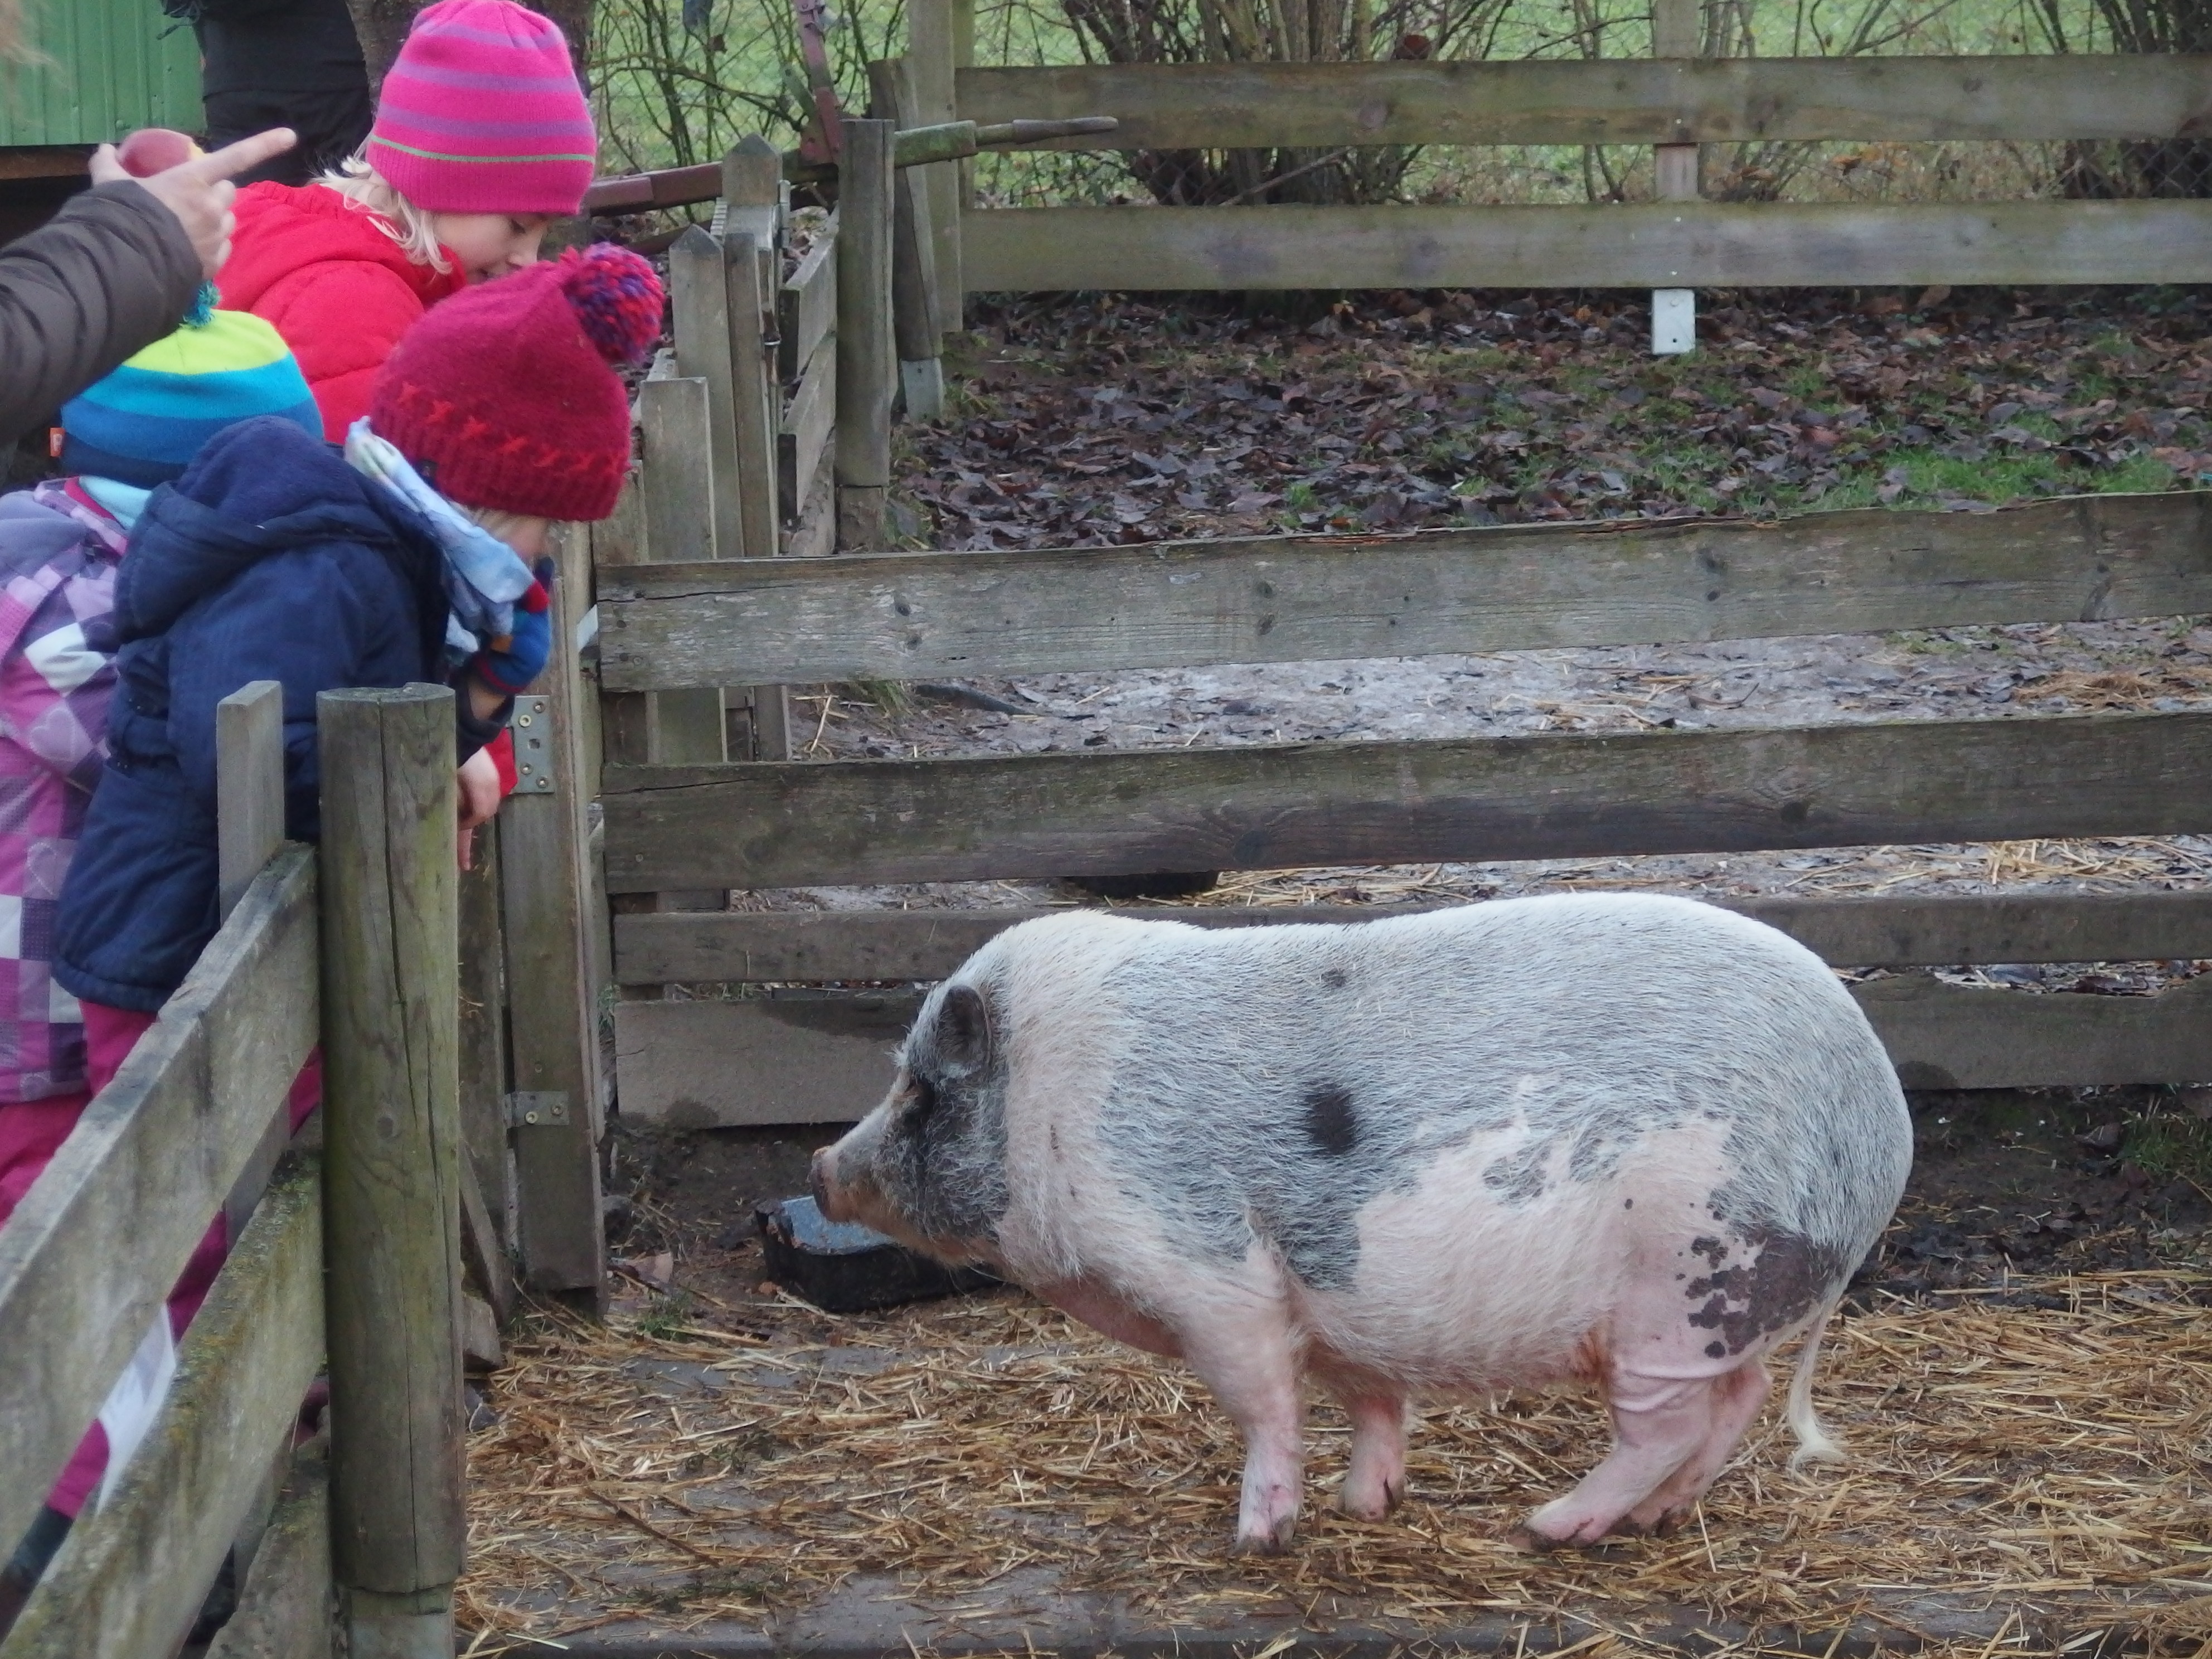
[1178,1293,1306,1553]
[1336,1389,1409,1521]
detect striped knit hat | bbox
[366,0,596,217]
[61,311,321,488]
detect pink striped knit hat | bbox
[366,0,596,216]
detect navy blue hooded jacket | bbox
[53,414,501,1013]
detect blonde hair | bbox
[316,149,452,273]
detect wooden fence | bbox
[594,491,2212,1126]
[900,3,2212,295]
[0,684,478,1659]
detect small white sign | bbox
[1652,288,1696,355]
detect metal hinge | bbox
[511,695,555,793]
[505,1090,571,1128]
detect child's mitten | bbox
[472,558,555,694]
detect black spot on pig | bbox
[1682,1223,1845,1355]
[1321,967,1348,989]
[1303,1084,1359,1157]
[1705,1341,1726,1359]
[1483,1142,1550,1202]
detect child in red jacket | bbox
[214,0,596,440]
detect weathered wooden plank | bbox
[0,850,317,1555]
[837,118,897,550]
[503,526,608,1296]
[318,687,463,1638]
[671,226,744,561]
[1860,970,2212,1089]
[216,681,285,920]
[600,970,2212,1129]
[1651,0,1701,210]
[909,0,965,333]
[637,369,715,565]
[778,228,838,388]
[778,338,836,528]
[3,1159,325,1659]
[601,711,2212,892]
[957,55,2212,150]
[457,833,512,1264]
[871,55,947,419]
[612,889,2212,984]
[724,145,783,560]
[596,492,2212,691]
[613,993,921,1126]
[458,1152,515,1326]
[961,199,2212,292]
[203,1445,333,1659]
[217,680,299,1254]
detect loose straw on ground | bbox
[460,1272,2212,1655]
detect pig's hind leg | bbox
[1619,1359,1770,1535]
[1522,1367,1731,1548]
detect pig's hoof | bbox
[1231,1516,1297,1556]
[1507,1523,1571,1554]
[1338,1477,1405,1522]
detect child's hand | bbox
[456,746,503,870]
[472,558,555,696]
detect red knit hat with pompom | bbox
[368,244,662,521]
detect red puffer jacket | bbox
[215,182,468,441]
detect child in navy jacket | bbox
[54,243,660,1061]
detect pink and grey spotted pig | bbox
[812,894,1910,1554]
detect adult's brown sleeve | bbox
[0,181,203,446]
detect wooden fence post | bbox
[502,525,609,1299]
[1651,0,1700,353]
[908,0,968,333]
[722,136,794,758]
[837,117,896,551]
[869,57,946,421]
[217,682,291,1248]
[318,684,464,1659]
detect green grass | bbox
[2124,1107,2212,1198]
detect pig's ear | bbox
[934,984,993,1077]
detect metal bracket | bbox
[505,1091,571,1128]
[511,695,555,793]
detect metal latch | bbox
[506,1090,570,1128]
[511,695,555,793]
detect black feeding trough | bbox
[755,1196,999,1314]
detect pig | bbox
[812,895,1911,1554]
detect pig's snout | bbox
[810,1146,848,1222]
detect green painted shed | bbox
[2,0,200,148]
[0,1,203,238]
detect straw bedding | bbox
[459,1270,2212,1655]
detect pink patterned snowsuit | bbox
[0,480,223,1516]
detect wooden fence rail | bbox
[598,492,2212,691]
[611,890,2212,983]
[957,54,2212,150]
[960,198,2212,293]
[0,844,318,1565]
[601,709,2212,892]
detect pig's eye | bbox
[907,1075,940,1120]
